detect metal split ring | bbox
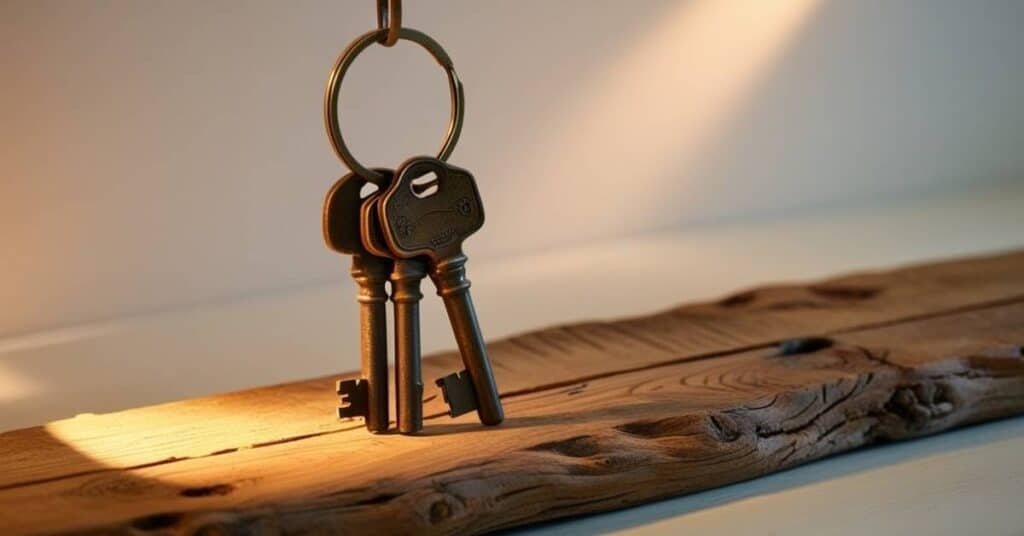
[324,27,465,186]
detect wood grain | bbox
[1,250,1023,534]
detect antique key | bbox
[379,156,504,425]
[361,192,430,434]
[323,170,393,433]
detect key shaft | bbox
[391,258,427,433]
[431,254,503,425]
[364,192,430,435]
[351,254,392,433]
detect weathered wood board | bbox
[1,250,1023,535]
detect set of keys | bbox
[324,159,504,433]
[321,2,503,434]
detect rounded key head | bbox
[379,157,484,262]
[323,169,393,255]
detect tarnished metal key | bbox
[323,170,394,433]
[361,191,430,434]
[379,156,504,426]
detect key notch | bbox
[411,170,441,199]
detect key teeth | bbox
[336,378,369,419]
[435,370,478,418]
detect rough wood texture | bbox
[2,250,1023,535]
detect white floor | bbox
[1,180,1022,534]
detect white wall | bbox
[2,0,1022,338]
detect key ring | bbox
[324,27,465,187]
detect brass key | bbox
[379,156,504,426]
[361,192,430,434]
[323,170,393,433]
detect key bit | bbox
[436,369,479,418]
[336,378,369,419]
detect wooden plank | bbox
[1,251,1023,534]
[3,250,1022,490]
[3,301,1023,535]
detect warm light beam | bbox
[501,0,821,250]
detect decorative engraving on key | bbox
[379,159,484,260]
[379,156,504,426]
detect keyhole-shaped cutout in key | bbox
[410,171,440,199]
[360,182,379,199]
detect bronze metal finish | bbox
[361,192,430,434]
[391,258,427,433]
[323,170,394,433]
[324,27,464,186]
[359,195,393,258]
[376,0,402,47]
[323,6,501,433]
[379,156,504,425]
